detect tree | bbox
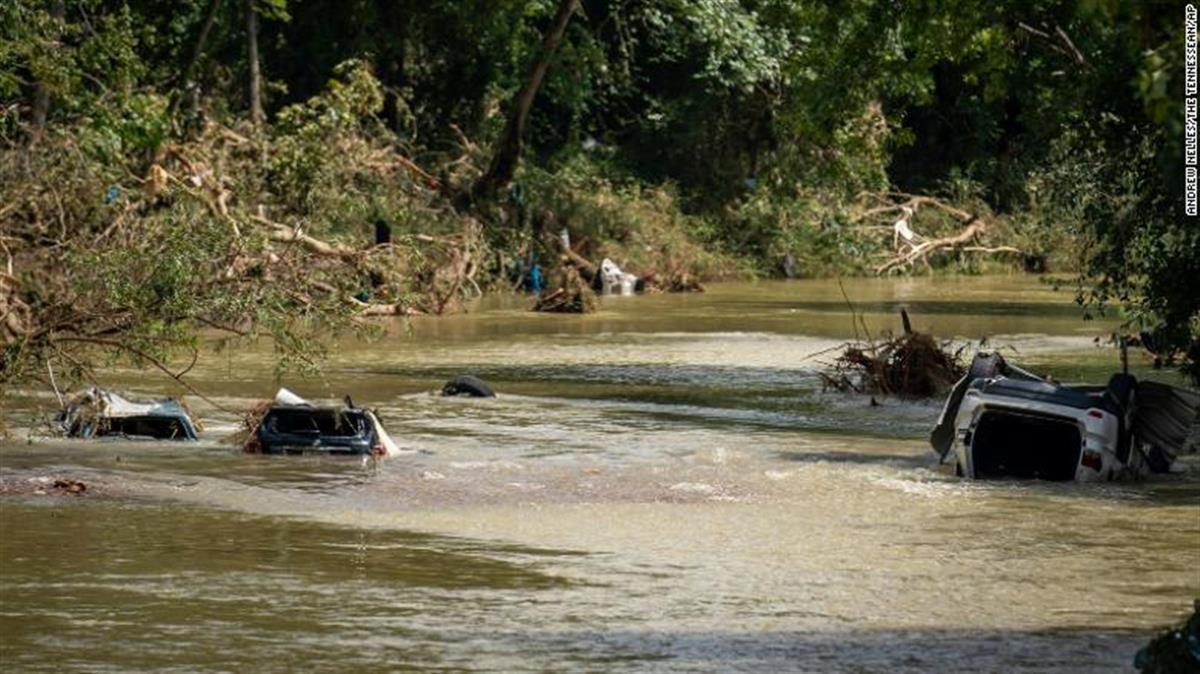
[246,0,263,125]
[471,0,579,201]
[177,0,224,117]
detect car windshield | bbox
[265,409,366,437]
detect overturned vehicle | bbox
[931,354,1198,481]
[244,388,401,457]
[58,388,199,441]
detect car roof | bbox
[970,377,1096,410]
[265,405,363,414]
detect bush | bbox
[523,157,739,280]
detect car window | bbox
[266,409,365,437]
[97,416,184,439]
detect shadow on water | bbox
[0,497,1158,673]
[774,448,932,469]
[773,445,1200,511]
[723,299,1088,319]
[349,363,821,393]
[0,440,391,494]
[0,500,587,673]
[926,464,1200,510]
[494,627,1149,673]
[0,501,575,589]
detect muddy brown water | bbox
[2,277,1197,672]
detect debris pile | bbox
[53,479,87,495]
[818,312,965,397]
[532,264,597,313]
[0,476,101,498]
[235,399,275,453]
[0,273,32,346]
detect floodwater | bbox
[1,276,1197,673]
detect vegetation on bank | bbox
[1,0,1197,396]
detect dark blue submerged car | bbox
[252,404,381,455]
[59,388,198,441]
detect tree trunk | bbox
[376,0,408,133]
[179,0,224,116]
[246,0,263,125]
[29,84,49,143]
[470,0,578,202]
[28,0,65,143]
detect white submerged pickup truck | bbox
[931,353,1198,481]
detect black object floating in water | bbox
[442,375,495,398]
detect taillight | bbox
[1086,409,1105,419]
[1081,450,1103,471]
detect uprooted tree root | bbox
[819,330,966,397]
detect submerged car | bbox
[247,388,400,457]
[58,388,198,441]
[931,353,1197,481]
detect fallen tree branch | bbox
[48,335,234,412]
[1053,25,1089,68]
[853,191,973,223]
[876,219,1018,274]
[557,242,599,284]
[249,214,360,260]
[959,245,1024,255]
[348,297,420,317]
[855,192,1029,275]
[1017,21,1089,70]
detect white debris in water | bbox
[668,482,717,494]
[505,482,545,492]
[420,471,445,480]
[449,460,525,471]
[870,474,971,498]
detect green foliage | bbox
[1,0,1195,385]
[1025,120,1199,381]
[0,2,75,99]
[524,157,736,279]
[80,92,171,160]
[270,59,387,212]
[729,192,878,277]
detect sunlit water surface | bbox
[2,277,1197,672]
